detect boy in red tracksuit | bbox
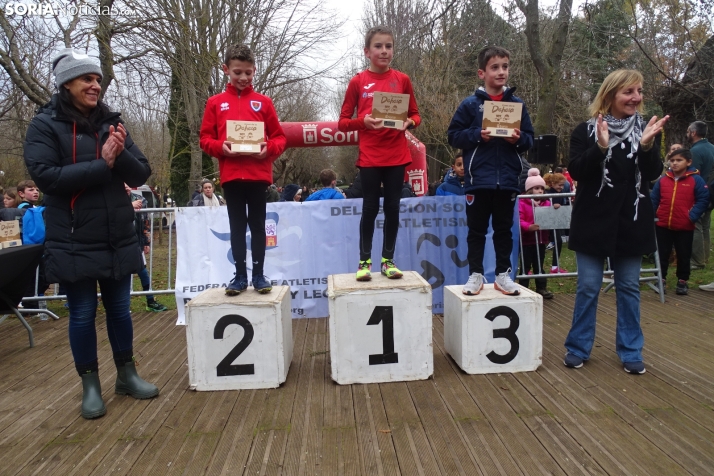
[200,44,286,295]
[651,148,710,295]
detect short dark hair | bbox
[17,180,37,193]
[669,148,692,162]
[224,44,254,66]
[477,46,511,71]
[319,169,337,187]
[688,121,707,139]
[364,26,394,49]
[452,153,463,165]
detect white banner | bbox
[175,196,520,324]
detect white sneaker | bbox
[699,282,714,292]
[494,269,520,295]
[463,273,485,295]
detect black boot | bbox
[115,360,159,399]
[80,371,107,419]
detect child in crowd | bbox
[447,46,534,295]
[3,188,21,208]
[338,25,420,281]
[199,44,286,295]
[650,148,709,295]
[306,169,345,201]
[518,169,554,299]
[544,172,570,273]
[17,180,40,208]
[436,153,465,196]
[667,143,684,159]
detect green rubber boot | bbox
[80,371,107,419]
[115,360,159,399]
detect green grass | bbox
[533,222,714,295]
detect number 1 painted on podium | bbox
[367,306,399,365]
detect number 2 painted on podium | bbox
[484,306,520,364]
[367,306,399,365]
[214,314,255,376]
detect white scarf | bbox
[203,192,220,207]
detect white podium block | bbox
[328,271,433,385]
[186,287,293,390]
[444,284,542,374]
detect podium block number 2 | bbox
[485,306,520,364]
[214,314,255,376]
[367,306,399,365]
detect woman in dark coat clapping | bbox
[23,49,158,419]
[563,69,669,375]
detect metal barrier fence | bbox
[515,192,665,302]
[22,208,178,310]
[20,198,665,312]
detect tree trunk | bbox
[518,0,574,135]
[188,131,204,199]
[96,0,116,98]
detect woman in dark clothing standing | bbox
[563,69,669,375]
[23,49,157,419]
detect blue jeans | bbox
[65,275,134,374]
[137,266,155,302]
[565,252,644,363]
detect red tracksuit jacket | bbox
[338,69,420,168]
[200,84,286,184]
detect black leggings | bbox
[359,165,406,261]
[465,189,516,274]
[519,243,547,290]
[655,226,694,281]
[222,180,268,277]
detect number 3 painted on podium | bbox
[214,314,255,376]
[484,306,520,364]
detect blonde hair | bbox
[587,70,644,118]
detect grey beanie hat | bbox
[52,48,102,87]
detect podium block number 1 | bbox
[214,314,255,376]
[367,306,399,365]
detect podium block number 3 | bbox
[214,314,255,376]
[485,306,520,364]
[367,306,399,365]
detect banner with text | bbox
[175,196,520,324]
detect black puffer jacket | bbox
[23,95,151,283]
[568,121,662,258]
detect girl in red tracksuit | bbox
[338,25,420,281]
[650,148,710,295]
[200,44,286,295]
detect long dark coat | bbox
[568,121,662,258]
[23,95,151,283]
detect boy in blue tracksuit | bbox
[436,153,465,196]
[305,169,345,201]
[447,46,534,296]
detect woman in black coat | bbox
[563,69,669,375]
[24,49,158,419]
